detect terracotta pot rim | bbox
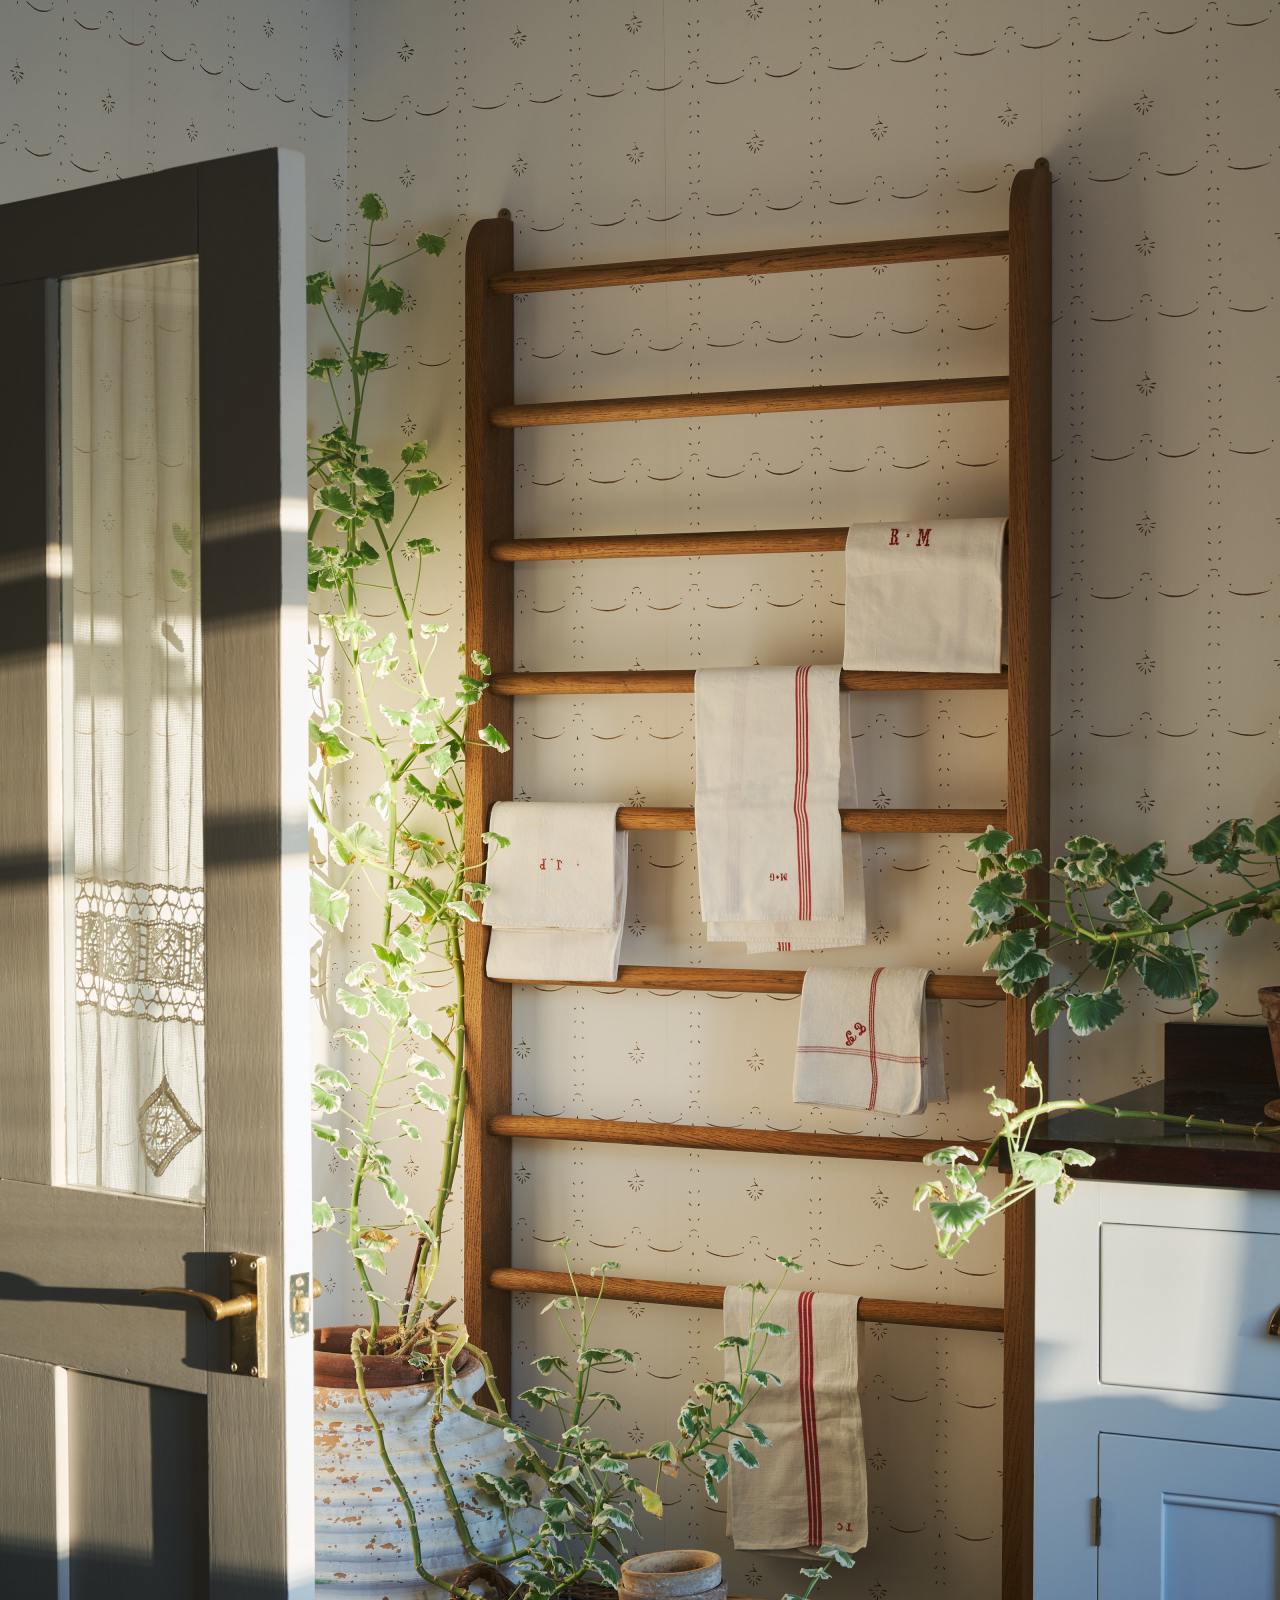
[313,1324,480,1391]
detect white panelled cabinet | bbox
[1035,1181,1280,1597]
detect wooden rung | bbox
[616,806,1004,834]
[491,669,1009,694]
[490,1115,988,1166]
[492,375,1009,429]
[491,966,1001,999]
[490,529,851,562]
[490,1268,1004,1334]
[490,230,1011,294]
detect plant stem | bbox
[975,1097,1280,1175]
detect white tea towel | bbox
[482,801,628,982]
[724,1287,867,1555]
[793,966,946,1115]
[696,666,866,951]
[843,518,1006,674]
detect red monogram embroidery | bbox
[887,526,932,547]
[538,857,563,872]
[769,870,789,882]
[888,527,900,545]
[844,1022,867,1045]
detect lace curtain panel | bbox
[64,259,205,1200]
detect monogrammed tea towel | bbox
[793,966,946,1115]
[723,1286,867,1556]
[843,518,1006,674]
[695,666,866,952]
[482,801,628,982]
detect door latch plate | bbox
[289,1272,312,1337]
[227,1254,265,1379]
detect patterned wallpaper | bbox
[343,4,1278,1589]
[6,0,1279,1592]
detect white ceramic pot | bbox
[315,1328,537,1594]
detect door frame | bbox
[0,148,313,1594]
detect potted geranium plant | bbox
[917,817,1280,1257]
[305,194,853,1599]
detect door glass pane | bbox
[60,259,205,1200]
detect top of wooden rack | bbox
[490,229,1011,295]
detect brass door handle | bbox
[140,1254,266,1378]
[1268,1306,1280,1338]
[143,1286,257,1322]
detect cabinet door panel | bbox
[1100,1433,1280,1599]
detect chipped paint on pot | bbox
[315,1328,536,1593]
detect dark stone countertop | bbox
[1026,1075,1280,1190]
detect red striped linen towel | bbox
[842,517,1007,674]
[723,1286,867,1556]
[694,666,866,952]
[793,966,946,1116]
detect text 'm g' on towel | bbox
[694,665,866,952]
[724,1286,867,1556]
[481,800,628,982]
[842,518,1007,675]
[793,966,947,1116]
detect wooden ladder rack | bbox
[492,668,1009,694]
[488,967,1000,998]
[489,1269,1004,1334]
[463,162,1050,1600]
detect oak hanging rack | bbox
[488,1115,990,1167]
[491,375,1008,429]
[616,806,1005,834]
[463,159,1050,1600]
[491,667,1009,693]
[488,966,1000,998]
[489,226,1011,293]
[489,1268,1003,1335]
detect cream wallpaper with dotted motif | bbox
[4,1,1278,1592]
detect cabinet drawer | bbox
[1100,1222,1280,1400]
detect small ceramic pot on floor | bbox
[619,1549,727,1600]
[314,1327,536,1595]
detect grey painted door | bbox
[0,149,313,1598]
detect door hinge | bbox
[1090,1496,1102,1547]
[289,1272,312,1336]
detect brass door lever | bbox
[140,1253,266,1377]
[142,1286,257,1322]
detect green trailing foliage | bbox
[915,1065,1098,1259]
[307,195,851,1598]
[916,1064,1280,1260]
[917,815,1280,1257]
[966,816,1280,1034]
[306,198,486,1343]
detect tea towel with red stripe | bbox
[842,517,1007,674]
[482,801,629,982]
[793,966,946,1116]
[723,1286,867,1556]
[694,665,866,952]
